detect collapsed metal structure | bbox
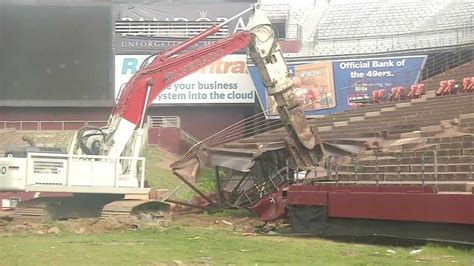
[170,92,474,244]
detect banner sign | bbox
[115,54,255,104]
[251,55,426,117]
[251,61,336,117]
[114,35,223,54]
[113,2,253,54]
[114,2,251,32]
[332,55,426,114]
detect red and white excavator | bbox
[0,4,322,222]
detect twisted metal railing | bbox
[175,110,284,165]
[324,149,474,188]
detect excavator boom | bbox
[98,13,257,159]
[114,31,253,125]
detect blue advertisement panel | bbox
[332,56,426,114]
[251,55,426,118]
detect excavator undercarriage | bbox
[4,194,173,226]
[12,194,170,224]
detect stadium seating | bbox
[422,60,474,93]
[309,0,474,55]
[429,1,474,30]
[436,79,458,96]
[447,79,456,94]
[316,1,442,39]
[221,90,473,142]
[371,89,385,103]
[260,0,320,42]
[0,130,75,156]
[405,83,426,99]
[387,87,403,102]
[436,80,448,96]
[259,0,473,55]
[462,77,472,92]
[435,77,474,96]
[415,83,425,98]
[408,85,419,98]
[461,76,474,93]
[204,79,474,192]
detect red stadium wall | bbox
[147,105,255,140]
[148,127,181,154]
[0,107,109,121]
[279,40,302,53]
[0,104,256,142]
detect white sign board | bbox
[115,54,256,104]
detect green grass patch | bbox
[0,221,472,265]
[143,148,216,201]
[142,148,181,190]
[208,208,256,218]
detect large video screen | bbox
[0,4,112,106]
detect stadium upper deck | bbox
[261,0,474,56]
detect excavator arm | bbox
[71,7,256,158]
[71,4,323,173]
[113,31,253,126]
[169,7,326,211]
[105,31,254,158]
[246,8,325,169]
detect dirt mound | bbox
[56,217,144,234]
[0,210,266,236]
[172,212,264,233]
[0,216,169,235]
[0,221,52,235]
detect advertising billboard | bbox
[251,55,426,117]
[113,2,253,54]
[113,1,257,105]
[115,54,255,104]
[263,61,336,115]
[332,56,426,113]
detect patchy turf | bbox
[0,213,472,265]
[143,148,182,191]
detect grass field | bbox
[0,213,473,266]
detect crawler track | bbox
[12,196,171,223]
[13,203,48,224]
[101,200,171,220]
[12,197,71,223]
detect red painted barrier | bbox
[287,184,474,225]
[327,192,474,224]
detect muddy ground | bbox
[0,209,280,236]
